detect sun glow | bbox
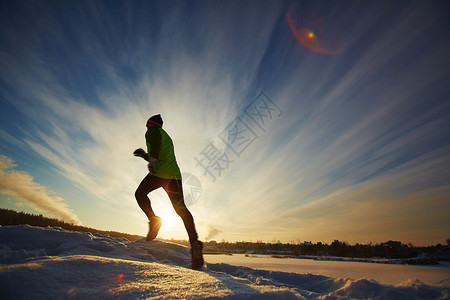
[160,212,177,229]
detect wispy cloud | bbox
[0,1,285,233]
[0,1,448,244]
[0,155,81,224]
[188,1,450,244]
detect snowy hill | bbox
[0,226,448,299]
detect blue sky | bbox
[1,0,449,246]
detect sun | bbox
[159,212,177,229]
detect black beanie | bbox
[146,114,163,128]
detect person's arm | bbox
[145,127,162,161]
[133,127,162,173]
[133,148,149,161]
[145,127,162,173]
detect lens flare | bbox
[67,287,77,297]
[114,273,124,285]
[287,7,345,55]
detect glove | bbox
[133,148,147,158]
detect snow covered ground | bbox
[1,226,449,299]
[205,254,450,287]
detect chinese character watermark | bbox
[181,172,202,207]
[194,92,283,183]
[194,143,236,182]
[245,92,283,131]
[219,117,258,156]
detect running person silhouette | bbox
[134,114,204,269]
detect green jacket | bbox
[146,127,182,180]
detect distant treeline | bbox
[203,240,420,259]
[171,240,449,262]
[201,240,450,261]
[1,208,448,262]
[0,208,143,242]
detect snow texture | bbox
[0,225,449,299]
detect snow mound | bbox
[0,225,449,299]
[0,225,190,266]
